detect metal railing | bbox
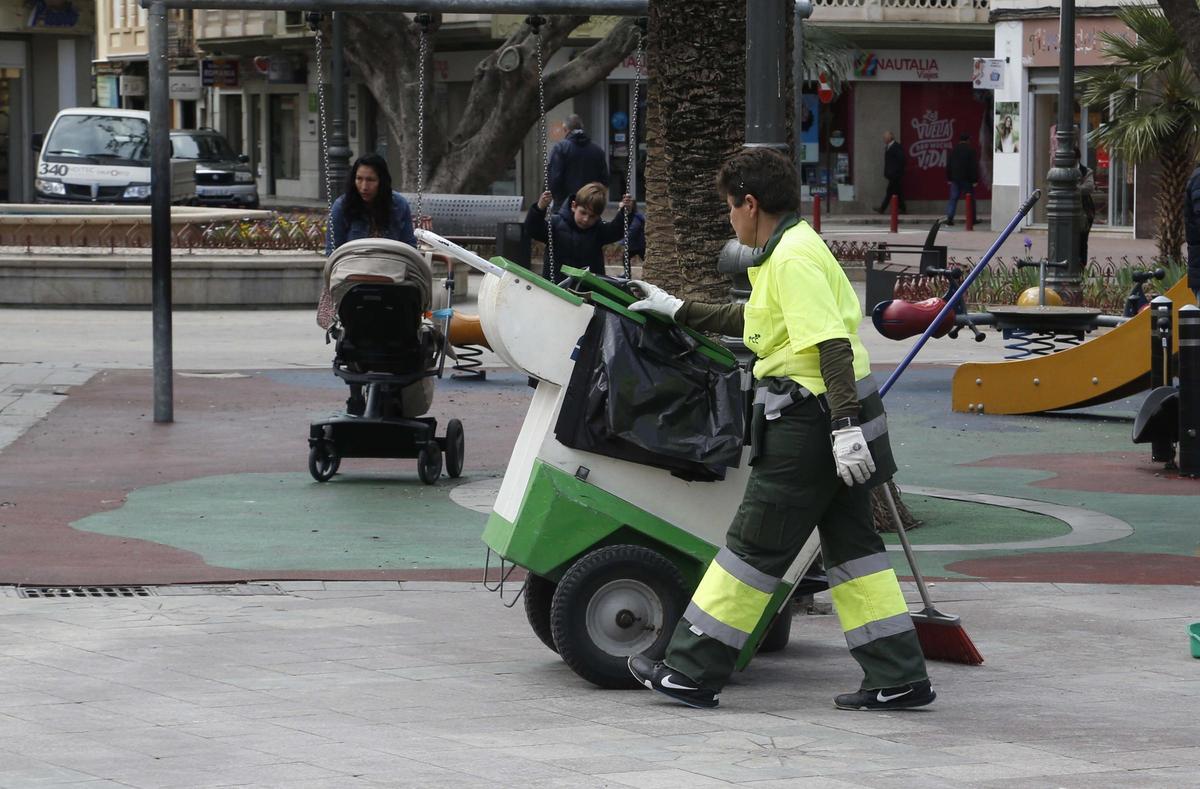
[812,0,988,21]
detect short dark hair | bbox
[959,133,969,142]
[716,148,799,214]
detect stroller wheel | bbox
[308,443,340,482]
[417,442,443,485]
[444,419,465,479]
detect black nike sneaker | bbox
[627,655,719,709]
[834,679,936,711]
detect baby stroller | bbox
[308,238,465,484]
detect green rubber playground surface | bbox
[885,495,1071,545]
[70,471,1072,576]
[73,473,492,572]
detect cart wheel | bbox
[523,574,558,654]
[308,443,340,482]
[417,443,442,485]
[444,419,465,479]
[758,603,793,653]
[550,544,687,689]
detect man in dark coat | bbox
[877,131,907,214]
[548,115,609,211]
[1186,164,1200,302]
[944,134,978,227]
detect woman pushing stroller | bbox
[319,153,426,416]
[318,153,423,329]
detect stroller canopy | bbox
[324,238,433,314]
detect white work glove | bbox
[831,426,876,486]
[628,280,683,319]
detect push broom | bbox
[870,189,1042,665]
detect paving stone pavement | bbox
[0,580,1197,788]
[0,362,97,452]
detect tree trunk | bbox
[1155,130,1193,264]
[643,2,918,532]
[341,14,639,195]
[1158,0,1200,83]
[642,0,745,299]
[871,482,921,533]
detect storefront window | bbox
[801,86,853,206]
[269,93,299,184]
[1029,85,1133,228]
[605,82,645,203]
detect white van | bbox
[32,108,195,205]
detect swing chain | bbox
[310,13,332,214]
[528,16,555,283]
[622,21,644,280]
[415,14,433,227]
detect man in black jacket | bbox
[944,134,978,227]
[877,131,907,214]
[548,115,609,211]
[1186,164,1200,302]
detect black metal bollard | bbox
[1149,295,1176,466]
[1178,305,1200,476]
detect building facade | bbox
[989,0,1155,236]
[1,0,94,202]
[190,12,646,204]
[808,0,993,216]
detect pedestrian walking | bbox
[625,147,934,712]
[1076,147,1096,268]
[944,133,978,227]
[548,115,609,212]
[877,130,907,214]
[1187,162,1200,303]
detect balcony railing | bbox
[814,0,989,24]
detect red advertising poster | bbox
[899,83,993,201]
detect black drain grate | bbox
[18,586,155,599]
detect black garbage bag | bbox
[554,307,745,481]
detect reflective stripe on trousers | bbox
[682,547,782,649]
[827,552,914,650]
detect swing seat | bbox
[872,297,956,341]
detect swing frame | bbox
[139,0,649,422]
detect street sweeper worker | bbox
[624,146,934,711]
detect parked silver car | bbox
[170,129,258,209]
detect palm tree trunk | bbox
[1156,132,1193,265]
[642,0,745,299]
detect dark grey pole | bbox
[745,0,788,150]
[1045,0,1081,304]
[792,0,813,180]
[145,0,646,12]
[1179,304,1200,476]
[148,0,173,423]
[328,11,352,193]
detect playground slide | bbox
[951,278,1193,414]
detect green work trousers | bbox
[664,397,928,691]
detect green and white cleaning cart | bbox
[418,230,824,689]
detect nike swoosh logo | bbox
[660,675,698,691]
[877,688,913,702]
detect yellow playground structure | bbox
[952,278,1193,415]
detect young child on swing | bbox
[524,181,635,283]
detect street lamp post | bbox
[793,0,813,189]
[328,11,353,195]
[1045,0,1082,304]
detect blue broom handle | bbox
[879,189,1042,398]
